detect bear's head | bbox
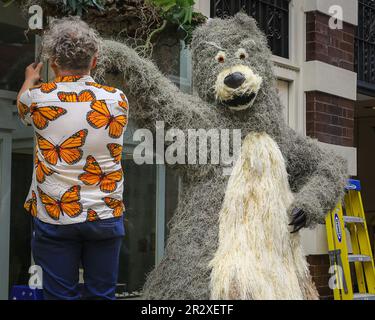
[191,13,275,112]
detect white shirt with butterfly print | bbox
[18,75,128,225]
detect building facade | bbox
[0,0,373,300]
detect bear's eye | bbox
[215,51,226,63]
[236,48,248,60]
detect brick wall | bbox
[306,91,355,147]
[307,255,332,300]
[305,10,356,300]
[306,11,355,71]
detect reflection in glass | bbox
[0,4,35,92]
[118,159,156,295]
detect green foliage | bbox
[62,0,104,16]
[2,0,17,7]
[150,0,196,27]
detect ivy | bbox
[150,0,195,27]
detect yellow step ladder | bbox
[326,179,375,300]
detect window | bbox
[0,1,35,296]
[0,2,35,92]
[118,159,156,295]
[355,0,375,95]
[210,0,291,58]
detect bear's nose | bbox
[224,72,246,89]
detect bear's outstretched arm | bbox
[282,128,349,228]
[97,40,217,131]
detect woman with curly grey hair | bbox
[42,16,102,73]
[16,17,128,300]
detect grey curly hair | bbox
[42,16,101,70]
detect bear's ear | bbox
[234,12,259,31]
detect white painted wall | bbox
[277,79,290,123]
[194,0,210,17]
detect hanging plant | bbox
[61,0,104,16]
[135,0,205,56]
[11,0,206,57]
[151,0,195,27]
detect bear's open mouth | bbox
[221,92,257,108]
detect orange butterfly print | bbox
[107,143,123,163]
[85,82,117,93]
[24,190,37,217]
[31,82,57,93]
[57,90,96,102]
[103,197,124,217]
[36,129,88,165]
[78,155,123,193]
[30,103,67,130]
[17,101,29,120]
[35,152,58,183]
[37,185,82,220]
[54,75,84,82]
[86,208,100,222]
[119,93,128,110]
[87,100,127,138]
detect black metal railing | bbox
[210,0,290,58]
[355,0,375,95]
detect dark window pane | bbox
[118,160,156,294]
[210,0,290,58]
[356,0,375,93]
[0,4,35,92]
[9,153,33,293]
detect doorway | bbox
[354,94,375,253]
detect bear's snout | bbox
[214,64,263,111]
[224,72,246,89]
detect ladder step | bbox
[343,216,364,223]
[348,254,372,262]
[353,293,375,300]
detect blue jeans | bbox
[31,217,125,300]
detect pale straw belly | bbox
[209,132,318,300]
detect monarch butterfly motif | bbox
[86,82,117,93]
[55,75,84,83]
[37,185,83,220]
[36,129,88,165]
[24,190,37,217]
[17,101,29,120]
[30,103,67,130]
[31,82,58,93]
[119,93,129,110]
[86,208,100,222]
[107,143,123,163]
[103,197,124,217]
[86,100,127,138]
[35,152,58,183]
[78,155,123,193]
[57,90,96,102]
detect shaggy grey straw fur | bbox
[95,13,348,299]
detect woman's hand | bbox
[17,62,43,104]
[25,62,43,85]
